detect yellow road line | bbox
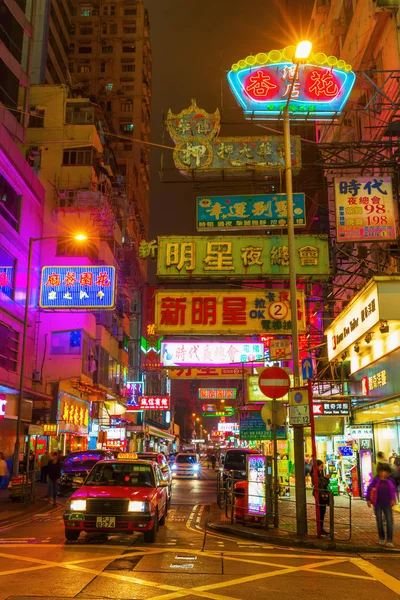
[350,557,400,595]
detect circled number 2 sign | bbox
[268,301,289,321]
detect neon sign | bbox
[39,266,116,309]
[0,394,7,420]
[198,388,237,400]
[227,47,356,121]
[138,396,170,410]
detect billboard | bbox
[161,341,264,367]
[196,193,305,230]
[155,235,329,279]
[168,367,251,379]
[239,409,267,440]
[334,176,397,242]
[39,266,116,309]
[155,290,306,335]
[227,47,356,121]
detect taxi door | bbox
[154,464,167,515]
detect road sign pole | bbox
[272,398,279,528]
[308,378,321,537]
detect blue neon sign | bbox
[39,265,116,309]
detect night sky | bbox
[144,0,314,240]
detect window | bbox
[121,102,133,112]
[51,330,82,355]
[124,8,137,15]
[110,4,115,15]
[78,46,92,54]
[102,45,113,54]
[121,64,135,72]
[97,346,109,386]
[102,22,107,34]
[0,322,19,372]
[28,108,45,128]
[80,25,93,35]
[80,8,91,16]
[123,25,136,34]
[62,147,93,166]
[110,23,117,34]
[0,174,21,232]
[105,83,113,91]
[102,5,108,15]
[119,123,134,132]
[56,237,98,262]
[122,84,134,92]
[0,247,15,299]
[78,65,91,73]
[100,62,106,73]
[122,45,135,53]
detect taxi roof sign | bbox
[117,452,138,460]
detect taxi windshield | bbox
[85,462,155,487]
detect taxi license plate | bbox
[96,516,116,528]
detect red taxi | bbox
[63,453,168,543]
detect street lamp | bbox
[283,40,312,535]
[13,233,88,476]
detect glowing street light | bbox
[74,233,88,241]
[294,40,312,61]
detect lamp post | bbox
[283,40,312,536]
[13,233,88,476]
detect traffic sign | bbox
[289,405,310,426]
[302,358,313,381]
[258,366,290,399]
[289,387,308,406]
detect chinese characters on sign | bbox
[218,422,239,432]
[203,408,235,417]
[138,396,170,411]
[227,50,356,120]
[152,235,329,279]
[368,370,387,391]
[269,339,291,360]
[125,382,143,409]
[313,402,350,416]
[0,266,13,298]
[239,410,268,441]
[58,394,89,434]
[40,266,116,309]
[156,290,306,336]
[196,193,305,230]
[198,388,237,400]
[161,341,264,367]
[335,177,396,242]
[43,424,58,436]
[168,367,251,379]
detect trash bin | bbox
[234,481,248,522]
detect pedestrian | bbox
[311,459,331,536]
[211,455,216,470]
[47,451,61,505]
[367,463,397,547]
[40,451,50,484]
[28,450,35,471]
[0,452,9,487]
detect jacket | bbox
[366,476,397,507]
[47,460,61,481]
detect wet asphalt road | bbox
[0,467,400,600]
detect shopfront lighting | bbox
[365,333,373,344]
[379,321,389,334]
[354,343,360,353]
[294,40,312,62]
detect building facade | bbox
[0,0,46,458]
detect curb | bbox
[207,522,400,554]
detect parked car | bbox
[63,455,168,543]
[171,453,200,479]
[59,450,112,495]
[220,448,259,482]
[136,452,172,501]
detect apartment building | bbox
[69,0,152,280]
[0,0,45,457]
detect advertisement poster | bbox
[161,341,264,367]
[360,446,373,498]
[240,410,268,440]
[247,455,267,516]
[334,176,397,242]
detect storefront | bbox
[146,425,176,453]
[57,392,89,454]
[0,393,32,460]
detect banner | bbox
[334,176,397,242]
[155,289,306,335]
[168,367,251,379]
[155,235,329,279]
[196,194,305,230]
[161,341,264,367]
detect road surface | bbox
[0,468,399,600]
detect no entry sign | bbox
[258,367,290,399]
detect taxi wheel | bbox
[144,511,159,543]
[65,529,80,541]
[159,503,167,526]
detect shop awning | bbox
[353,397,400,425]
[147,425,175,442]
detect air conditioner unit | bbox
[32,371,42,383]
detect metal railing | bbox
[9,470,35,503]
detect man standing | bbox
[47,452,61,505]
[40,451,49,484]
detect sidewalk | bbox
[207,491,400,553]
[0,482,51,527]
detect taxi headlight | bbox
[128,501,147,513]
[70,499,86,511]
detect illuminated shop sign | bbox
[156,290,306,336]
[198,388,237,400]
[203,408,235,417]
[368,370,387,391]
[168,367,252,379]
[313,402,349,416]
[160,341,265,367]
[196,194,305,230]
[39,266,116,309]
[0,394,7,420]
[138,396,170,410]
[58,393,89,435]
[218,422,239,432]
[335,177,396,242]
[43,423,58,436]
[227,47,356,120]
[247,455,267,516]
[125,382,143,409]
